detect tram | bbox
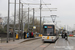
[42,23,59,42]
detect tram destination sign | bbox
[48,26,52,28]
[44,26,52,28]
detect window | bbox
[43,25,55,36]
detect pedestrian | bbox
[65,32,68,40]
[65,32,67,37]
[31,32,33,38]
[29,32,31,38]
[27,32,29,38]
[61,32,64,38]
[61,32,63,38]
[24,31,26,39]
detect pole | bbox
[18,0,20,39]
[40,0,42,34]
[43,17,44,24]
[7,0,10,43]
[67,25,68,33]
[28,8,29,32]
[13,0,16,41]
[43,17,44,35]
[33,8,34,33]
[21,4,23,39]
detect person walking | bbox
[29,32,31,38]
[31,32,33,38]
[27,32,29,38]
[24,31,26,39]
[65,33,67,37]
[61,32,65,38]
[65,32,68,40]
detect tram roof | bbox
[43,23,55,25]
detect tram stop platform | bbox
[0,37,41,46]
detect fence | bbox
[0,33,7,43]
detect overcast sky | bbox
[0,0,75,30]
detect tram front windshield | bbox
[43,25,55,36]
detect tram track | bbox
[26,39,41,45]
[33,42,44,50]
[9,39,42,50]
[9,39,54,50]
[33,42,51,50]
[22,39,42,45]
[43,43,51,50]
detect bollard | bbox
[34,34,36,37]
[41,34,42,37]
[39,34,41,37]
[16,34,18,39]
[39,34,40,37]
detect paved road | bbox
[0,37,75,50]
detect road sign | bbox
[61,27,63,29]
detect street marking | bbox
[67,41,72,50]
[54,38,59,46]
[54,38,74,50]
[54,46,74,49]
[55,39,57,45]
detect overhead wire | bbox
[42,0,59,27]
[20,0,40,19]
[21,0,40,12]
[21,0,52,21]
[42,0,52,12]
[42,0,54,15]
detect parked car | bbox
[69,34,73,37]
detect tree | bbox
[16,9,44,33]
[0,26,7,33]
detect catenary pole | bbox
[40,0,42,34]
[28,8,29,33]
[33,8,34,33]
[13,0,16,41]
[21,4,23,39]
[7,0,10,43]
[18,0,21,39]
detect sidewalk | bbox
[9,37,41,44]
[0,37,41,46]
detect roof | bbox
[43,23,55,25]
